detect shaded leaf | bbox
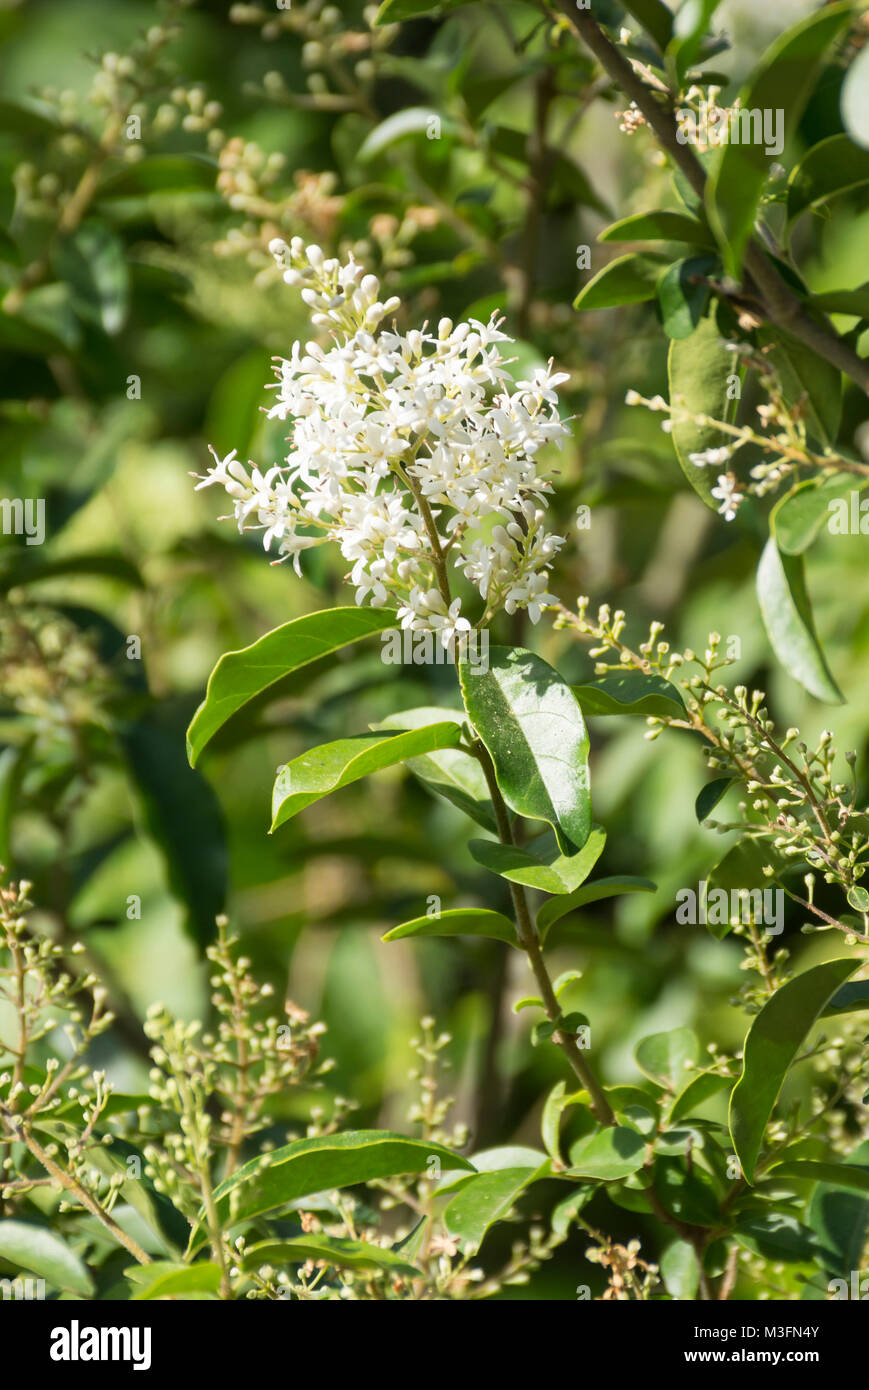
[599,209,711,246]
[729,958,859,1181]
[635,1027,699,1092]
[566,1127,647,1182]
[787,134,869,223]
[573,672,684,719]
[468,826,605,895]
[668,313,741,507]
[573,253,665,311]
[756,539,843,704]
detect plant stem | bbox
[551,1,869,395]
[472,739,616,1127]
[0,1102,152,1266]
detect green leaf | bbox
[0,741,29,866]
[78,1133,188,1256]
[706,3,854,276]
[241,1236,420,1278]
[565,1127,647,1182]
[187,608,397,766]
[573,253,665,311]
[635,1027,699,1091]
[52,221,129,335]
[459,646,591,855]
[656,255,715,340]
[809,286,869,319]
[374,706,495,831]
[598,210,711,246]
[668,1069,731,1125]
[770,1161,869,1198]
[194,1131,474,1246]
[787,134,869,223]
[807,1139,869,1278]
[444,1164,546,1254]
[382,907,517,946]
[572,672,685,719]
[271,723,462,831]
[756,539,843,704]
[668,313,741,508]
[660,1238,700,1299]
[821,980,869,1018]
[358,107,459,161]
[758,327,842,447]
[0,1220,93,1295]
[695,777,733,822]
[468,826,605,895]
[127,1261,222,1300]
[841,38,869,150]
[653,1156,721,1226]
[668,0,724,80]
[771,474,867,556]
[729,958,860,1182]
[622,0,674,52]
[733,1212,833,1265]
[537,877,656,941]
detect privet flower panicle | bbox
[195,239,569,643]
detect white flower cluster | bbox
[195,238,569,643]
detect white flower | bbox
[688,445,732,468]
[193,241,570,635]
[710,473,743,521]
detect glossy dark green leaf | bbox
[668,313,740,508]
[187,608,397,766]
[468,826,605,896]
[194,1131,474,1246]
[382,907,517,947]
[729,958,859,1181]
[787,134,869,223]
[653,1156,720,1226]
[573,254,665,311]
[565,1127,647,1182]
[573,672,685,719]
[821,980,869,1018]
[656,255,715,340]
[271,723,462,831]
[733,1212,833,1264]
[241,1236,420,1277]
[0,1220,93,1295]
[706,3,853,275]
[598,210,711,246]
[806,1139,869,1277]
[770,1160,869,1197]
[756,539,843,704]
[695,777,733,822]
[459,646,591,855]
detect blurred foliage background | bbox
[1,0,868,1297]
